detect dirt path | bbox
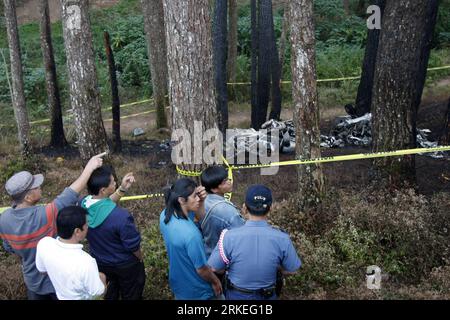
[16,0,119,24]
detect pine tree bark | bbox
[141,0,168,129]
[213,0,228,133]
[104,31,121,153]
[4,0,32,157]
[290,0,324,210]
[353,0,385,117]
[227,0,237,83]
[163,0,218,172]
[39,0,67,148]
[371,0,436,188]
[60,0,109,161]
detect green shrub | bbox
[141,224,172,300]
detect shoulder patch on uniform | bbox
[218,229,230,265]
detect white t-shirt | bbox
[36,237,105,300]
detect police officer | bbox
[208,185,302,300]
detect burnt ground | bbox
[34,98,450,209]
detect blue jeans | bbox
[225,289,277,300]
[27,289,57,300]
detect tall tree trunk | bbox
[39,0,67,148]
[163,0,218,172]
[227,0,237,83]
[371,0,435,188]
[268,2,282,121]
[439,97,450,146]
[343,0,350,15]
[290,0,324,210]
[4,0,32,157]
[104,31,121,153]
[141,0,169,129]
[250,0,259,129]
[279,3,290,81]
[60,0,109,161]
[413,0,439,111]
[352,0,385,117]
[213,0,228,133]
[255,0,271,128]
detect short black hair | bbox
[200,166,228,193]
[87,165,114,195]
[245,203,271,216]
[57,206,87,239]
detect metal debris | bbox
[132,127,145,137]
[260,114,448,159]
[225,128,276,160]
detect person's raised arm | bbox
[69,152,107,194]
[193,186,208,222]
[110,172,135,203]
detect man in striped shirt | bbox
[0,153,105,300]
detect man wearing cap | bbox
[208,184,302,300]
[0,153,105,300]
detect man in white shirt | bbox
[36,206,106,300]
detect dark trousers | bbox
[99,260,146,300]
[27,289,57,300]
[226,289,277,300]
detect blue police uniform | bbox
[208,220,301,300]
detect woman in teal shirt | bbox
[159,178,222,300]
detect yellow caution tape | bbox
[3,66,448,129]
[176,167,202,177]
[227,65,450,86]
[233,146,450,169]
[177,146,450,176]
[0,193,165,214]
[2,146,449,213]
[222,156,233,201]
[120,193,165,201]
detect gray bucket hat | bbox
[5,171,44,197]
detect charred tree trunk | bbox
[414,0,439,111]
[439,97,450,146]
[352,0,385,118]
[60,0,109,161]
[250,0,259,129]
[104,31,121,153]
[163,0,218,172]
[255,0,271,128]
[279,3,290,81]
[227,0,238,83]
[343,0,350,15]
[4,0,32,157]
[371,0,435,188]
[39,0,67,148]
[213,0,228,133]
[290,0,324,210]
[141,0,169,129]
[268,2,282,121]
